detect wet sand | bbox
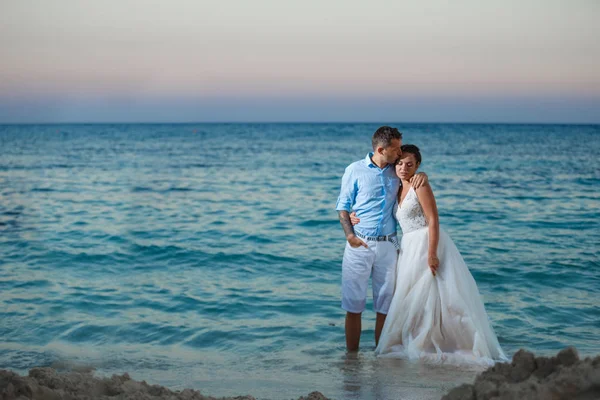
[0,367,334,399]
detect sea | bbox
[1,123,599,399]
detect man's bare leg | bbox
[375,312,386,346]
[345,312,361,351]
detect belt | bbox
[354,231,397,242]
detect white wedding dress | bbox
[375,187,508,366]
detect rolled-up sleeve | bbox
[336,165,356,212]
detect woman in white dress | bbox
[356,145,507,365]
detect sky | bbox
[1,0,599,123]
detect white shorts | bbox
[341,238,398,314]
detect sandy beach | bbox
[1,348,598,400]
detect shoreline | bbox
[0,367,330,400]
[1,348,598,400]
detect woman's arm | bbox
[349,211,360,225]
[415,184,440,276]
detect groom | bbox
[336,126,427,351]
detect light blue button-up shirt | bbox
[336,153,400,237]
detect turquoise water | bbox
[1,123,599,399]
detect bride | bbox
[353,144,507,365]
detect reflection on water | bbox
[337,352,480,400]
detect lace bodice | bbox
[395,187,428,234]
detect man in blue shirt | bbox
[336,126,427,351]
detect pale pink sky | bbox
[1,0,599,122]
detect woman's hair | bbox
[400,144,421,164]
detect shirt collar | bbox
[365,152,390,171]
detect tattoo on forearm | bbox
[338,211,355,238]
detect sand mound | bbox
[442,347,600,400]
[0,367,329,400]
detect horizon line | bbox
[1,121,600,126]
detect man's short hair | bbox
[372,126,402,150]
